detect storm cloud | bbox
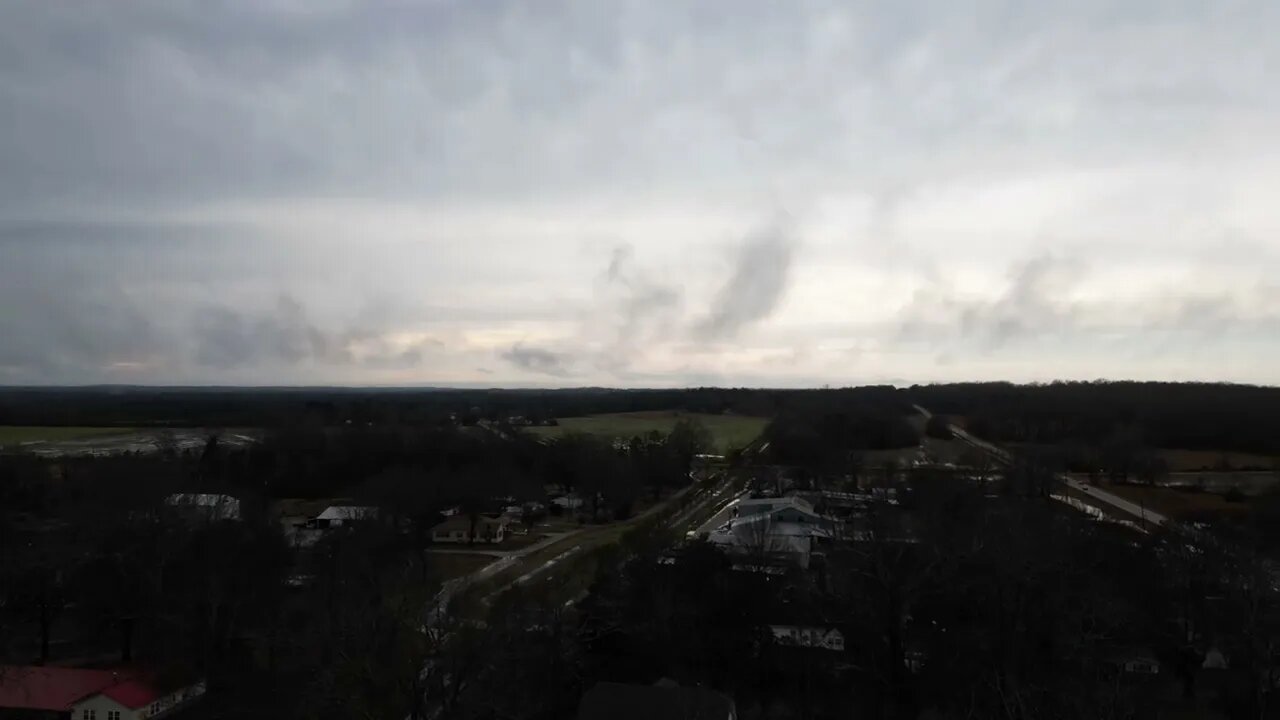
[696,218,797,341]
[192,296,335,369]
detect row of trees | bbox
[0,385,911,430]
[758,401,922,471]
[911,381,1280,457]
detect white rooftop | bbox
[318,505,379,521]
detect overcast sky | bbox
[2,1,1279,387]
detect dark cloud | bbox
[960,254,1085,349]
[190,296,444,371]
[0,234,168,382]
[896,254,1280,358]
[500,343,572,377]
[696,216,797,340]
[191,296,333,369]
[595,245,682,371]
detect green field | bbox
[524,411,768,452]
[0,426,136,447]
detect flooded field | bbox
[0,427,258,457]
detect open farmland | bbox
[1157,448,1279,472]
[524,410,768,452]
[0,426,136,448]
[0,427,258,456]
[1101,483,1253,521]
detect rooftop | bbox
[0,667,156,712]
[101,679,163,710]
[317,505,379,521]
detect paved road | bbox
[691,488,747,536]
[1061,475,1168,528]
[475,474,714,603]
[424,530,578,560]
[946,421,1169,529]
[426,530,579,623]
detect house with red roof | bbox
[0,666,204,720]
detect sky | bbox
[2,0,1279,388]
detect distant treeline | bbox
[6,380,1275,458]
[0,385,912,428]
[910,381,1280,456]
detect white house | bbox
[430,515,508,544]
[708,513,830,568]
[164,493,241,521]
[0,666,205,720]
[315,505,379,528]
[74,678,206,720]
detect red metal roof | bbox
[101,679,162,709]
[0,666,139,711]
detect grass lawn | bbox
[1156,448,1279,472]
[524,411,768,452]
[493,532,549,551]
[468,532,585,601]
[429,553,497,583]
[0,426,136,447]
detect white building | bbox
[708,513,830,568]
[431,515,509,544]
[165,493,241,521]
